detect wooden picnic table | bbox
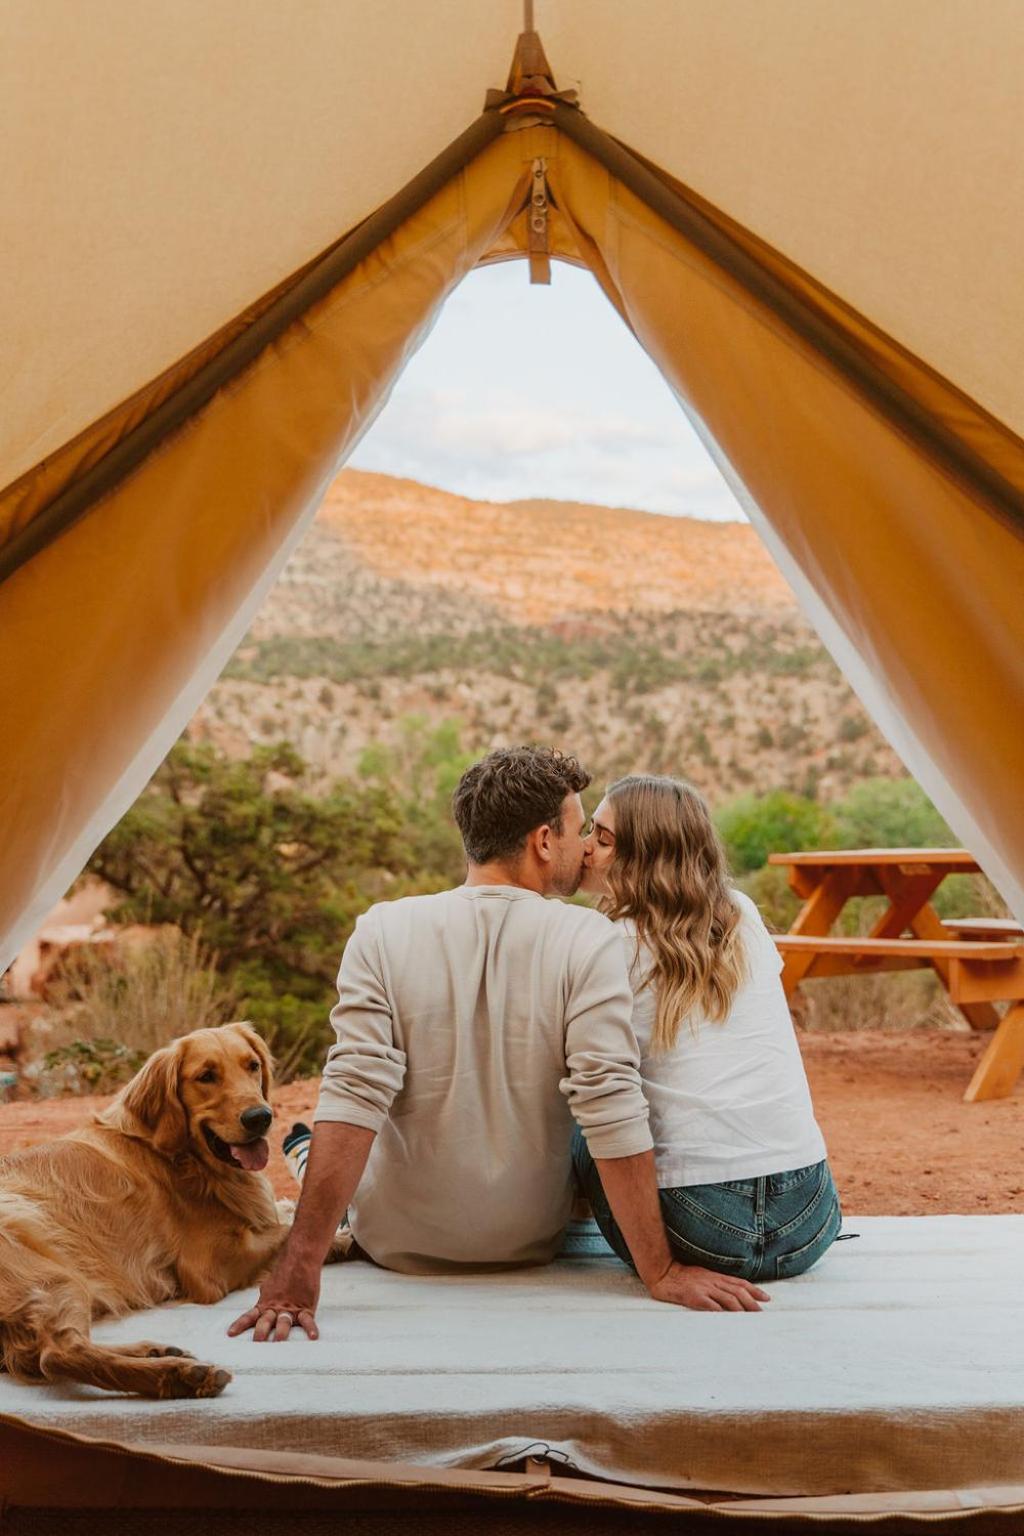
[768,848,1024,1103]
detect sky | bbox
[348,259,744,522]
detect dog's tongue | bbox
[230,1138,269,1172]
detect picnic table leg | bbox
[909,906,999,1032]
[873,869,998,1031]
[963,1003,1024,1102]
[779,870,857,999]
[868,872,942,940]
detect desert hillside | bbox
[316,470,795,620]
[191,468,903,801]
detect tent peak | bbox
[505,27,556,98]
[484,22,578,121]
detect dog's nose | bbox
[240,1105,273,1137]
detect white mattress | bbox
[2,1215,1023,1497]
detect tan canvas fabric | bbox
[3,1416,1024,1521]
[6,2,1022,491]
[0,133,532,967]
[0,254,330,551]
[610,152,1024,521]
[542,0,1024,435]
[0,0,521,487]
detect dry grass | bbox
[27,931,238,1094]
[793,970,966,1034]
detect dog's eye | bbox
[247,1059,260,1073]
[196,1069,217,1084]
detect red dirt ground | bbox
[1,1029,1021,1214]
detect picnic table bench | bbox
[768,849,1024,1102]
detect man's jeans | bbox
[572,1128,842,1283]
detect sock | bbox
[282,1121,311,1187]
[282,1119,353,1241]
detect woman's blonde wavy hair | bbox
[598,775,746,1053]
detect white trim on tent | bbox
[675,397,1024,923]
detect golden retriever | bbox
[0,1022,302,1399]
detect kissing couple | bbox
[231,746,840,1341]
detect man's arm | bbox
[228,1122,375,1341]
[229,909,404,1342]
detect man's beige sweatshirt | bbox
[314,884,652,1273]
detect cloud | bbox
[350,388,744,523]
[346,261,746,522]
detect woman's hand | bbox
[647,1260,770,1312]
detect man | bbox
[230,746,767,1342]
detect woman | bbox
[578,774,841,1283]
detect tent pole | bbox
[0,112,505,590]
[551,103,1024,544]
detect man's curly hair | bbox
[452,747,591,866]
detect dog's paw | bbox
[158,1360,232,1399]
[324,1227,356,1264]
[119,1340,197,1361]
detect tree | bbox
[358,715,472,883]
[88,742,407,1073]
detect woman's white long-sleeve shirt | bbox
[619,890,826,1188]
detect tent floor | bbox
[1,1216,1023,1509]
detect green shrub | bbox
[776,721,807,751]
[800,766,822,801]
[837,714,869,743]
[832,778,954,849]
[223,619,830,701]
[32,930,237,1094]
[87,742,407,1077]
[82,729,478,1078]
[931,874,1009,921]
[40,1038,147,1096]
[736,865,801,930]
[715,790,837,874]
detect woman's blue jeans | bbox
[572,1128,842,1283]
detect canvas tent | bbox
[2,0,1024,973]
[4,1,1024,1524]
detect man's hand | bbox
[647,1259,770,1312]
[226,1122,376,1343]
[227,1254,322,1341]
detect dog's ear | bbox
[119,1044,188,1156]
[235,1022,274,1100]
